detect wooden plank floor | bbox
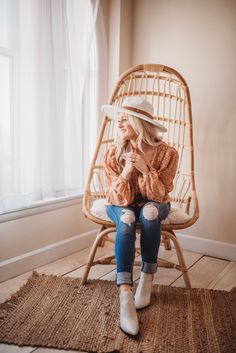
[0,239,235,353]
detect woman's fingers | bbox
[123,155,135,161]
[127,152,138,157]
[123,152,148,174]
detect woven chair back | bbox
[83,64,199,225]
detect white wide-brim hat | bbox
[101,96,167,132]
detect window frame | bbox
[0,194,83,224]
[0,1,101,221]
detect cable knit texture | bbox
[103,140,179,206]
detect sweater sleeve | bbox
[103,146,135,206]
[138,146,179,203]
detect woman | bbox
[102,96,179,336]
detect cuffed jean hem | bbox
[141,261,157,274]
[116,272,133,286]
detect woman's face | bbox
[117,113,138,141]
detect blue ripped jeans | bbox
[106,201,171,287]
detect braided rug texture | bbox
[0,271,235,353]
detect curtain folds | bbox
[0,0,104,214]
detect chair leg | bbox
[80,227,116,285]
[162,230,192,289]
[98,226,106,247]
[162,232,172,250]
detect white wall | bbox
[106,0,133,97]
[131,0,236,244]
[0,197,98,281]
[0,200,96,259]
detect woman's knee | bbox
[140,202,170,222]
[142,204,159,220]
[119,209,136,226]
[106,206,136,226]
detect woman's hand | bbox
[121,154,134,180]
[123,152,150,175]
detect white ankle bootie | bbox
[120,290,139,336]
[134,272,153,309]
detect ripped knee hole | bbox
[120,209,135,226]
[143,205,159,220]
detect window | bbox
[0,0,101,215]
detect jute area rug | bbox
[0,271,235,353]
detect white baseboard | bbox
[175,232,236,261]
[0,229,98,283]
[1,229,235,283]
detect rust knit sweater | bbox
[103,140,179,207]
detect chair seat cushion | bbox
[90,198,191,225]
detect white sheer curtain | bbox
[0,0,102,214]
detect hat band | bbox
[122,106,154,120]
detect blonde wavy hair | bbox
[115,113,163,172]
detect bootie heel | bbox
[134,272,153,309]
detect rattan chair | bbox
[81,64,199,288]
